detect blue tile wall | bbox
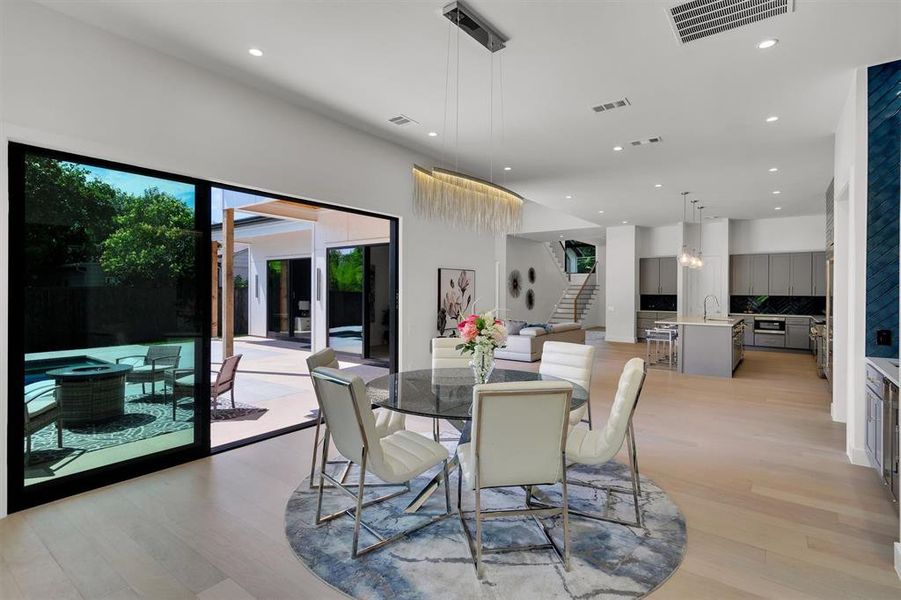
[866,60,901,358]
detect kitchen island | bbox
[655,316,745,378]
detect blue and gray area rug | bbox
[285,461,686,599]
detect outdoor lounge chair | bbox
[24,381,63,464]
[167,354,243,420]
[117,345,182,399]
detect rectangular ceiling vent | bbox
[388,114,418,126]
[668,0,795,44]
[592,97,631,113]
[630,136,663,146]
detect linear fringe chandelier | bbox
[413,166,523,234]
[412,1,523,236]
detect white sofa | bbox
[495,322,585,362]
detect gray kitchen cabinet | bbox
[730,255,750,294]
[812,251,827,296]
[639,257,677,294]
[768,254,792,295]
[639,258,660,295]
[743,316,754,346]
[790,253,813,296]
[750,254,769,295]
[659,257,677,294]
[786,323,810,349]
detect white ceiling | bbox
[40,0,901,227]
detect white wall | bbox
[729,215,827,254]
[637,224,681,259]
[519,200,599,234]
[0,0,499,516]
[604,226,638,343]
[504,236,568,322]
[832,67,870,466]
[682,220,730,318]
[581,243,606,328]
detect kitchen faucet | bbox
[704,294,721,321]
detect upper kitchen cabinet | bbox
[812,251,827,296]
[640,257,677,294]
[731,254,769,295]
[769,252,815,296]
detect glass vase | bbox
[470,348,496,385]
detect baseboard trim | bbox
[894,542,901,580]
[846,445,870,467]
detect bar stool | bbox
[645,326,678,369]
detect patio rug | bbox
[27,394,266,463]
[285,460,686,599]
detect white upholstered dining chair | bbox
[456,380,573,578]
[430,337,471,441]
[311,367,452,558]
[306,348,405,487]
[431,337,471,369]
[558,357,647,528]
[539,341,595,429]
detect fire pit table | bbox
[46,363,134,424]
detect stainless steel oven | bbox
[754,316,785,334]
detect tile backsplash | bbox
[641,295,677,311]
[730,295,826,316]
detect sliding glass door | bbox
[266,258,312,348]
[8,144,209,510]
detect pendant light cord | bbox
[490,52,494,183]
[455,11,461,173]
[441,20,451,169]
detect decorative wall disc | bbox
[528,267,536,283]
[525,289,535,310]
[507,270,522,298]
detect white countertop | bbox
[655,316,744,327]
[866,357,900,388]
[730,313,827,321]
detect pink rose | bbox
[459,322,478,342]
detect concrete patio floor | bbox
[211,336,387,448]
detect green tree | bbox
[328,247,363,292]
[24,157,124,276]
[101,188,195,286]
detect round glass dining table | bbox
[365,368,588,513]
[366,367,589,423]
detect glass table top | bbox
[366,368,588,420]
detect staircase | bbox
[543,240,598,324]
[548,280,600,324]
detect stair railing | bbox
[572,260,598,322]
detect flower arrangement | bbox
[456,311,507,384]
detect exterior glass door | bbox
[8,144,209,511]
[266,258,311,347]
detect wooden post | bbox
[222,208,235,358]
[211,242,219,338]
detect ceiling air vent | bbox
[630,136,663,146]
[592,97,631,113]
[388,114,418,126]
[668,0,795,45]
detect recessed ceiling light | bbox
[772,190,781,195]
[503,166,512,171]
[654,184,663,188]
[565,195,573,199]
[765,116,779,123]
[559,234,564,238]
[598,210,605,214]
[622,220,629,224]
[427,131,439,137]
[613,146,624,152]
[248,48,263,57]
[774,206,782,211]
[757,39,778,50]
[769,167,779,172]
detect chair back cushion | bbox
[471,381,571,488]
[306,347,339,371]
[215,354,242,393]
[311,367,380,466]
[147,344,182,368]
[539,341,594,392]
[597,358,645,457]
[431,337,470,369]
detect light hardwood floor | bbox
[2,342,900,599]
